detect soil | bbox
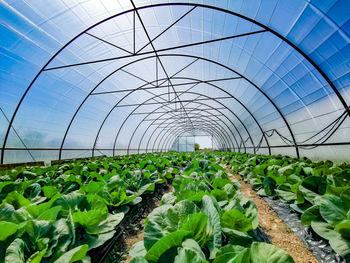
[89,183,173,263]
[228,170,319,263]
[121,184,173,263]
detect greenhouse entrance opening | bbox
[171,131,216,152]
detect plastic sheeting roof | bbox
[1,0,350,163]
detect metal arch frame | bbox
[94,53,291,157]
[136,104,237,154]
[89,53,275,157]
[135,107,235,153]
[158,121,229,151]
[152,113,235,152]
[87,54,256,158]
[112,91,242,154]
[141,108,233,152]
[126,91,254,154]
[158,115,233,152]
[67,49,285,158]
[147,76,270,152]
[137,97,253,154]
[89,56,202,158]
[2,2,348,163]
[139,104,240,153]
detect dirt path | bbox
[228,171,318,263]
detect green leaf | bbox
[311,221,350,257]
[89,231,115,250]
[328,236,350,258]
[298,185,320,203]
[24,183,42,200]
[0,221,18,241]
[335,220,350,239]
[311,221,339,240]
[143,205,176,250]
[137,183,155,195]
[42,186,59,199]
[211,189,228,202]
[242,200,259,230]
[130,257,148,263]
[213,245,250,263]
[263,177,276,196]
[0,182,13,193]
[180,213,209,247]
[53,244,89,263]
[250,242,294,263]
[161,192,177,205]
[319,195,347,225]
[73,208,107,232]
[300,205,321,226]
[52,192,85,212]
[275,190,296,202]
[26,250,46,263]
[5,238,25,263]
[212,178,233,189]
[174,239,207,263]
[98,212,124,234]
[145,230,192,262]
[84,181,104,194]
[221,209,252,233]
[201,195,222,250]
[301,176,327,195]
[130,241,147,258]
[144,201,198,250]
[37,206,62,221]
[4,192,30,209]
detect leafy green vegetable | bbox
[250,242,294,263]
[221,209,252,233]
[0,221,18,241]
[145,230,192,262]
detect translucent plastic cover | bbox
[0,0,350,163]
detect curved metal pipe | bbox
[4,3,347,162]
[114,91,242,154]
[151,113,235,152]
[147,102,245,153]
[127,93,252,154]
[137,106,236,153]
[154,115,232,152]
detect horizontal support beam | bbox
[132,107,228,115]
[177,134,212,137]
[44,30,267,71]
[91,76,242,95]
[5,141,350,151]
[3,148,167,151]
[115,96,233,108]
[144,114,225,121]
[230,141,350,149]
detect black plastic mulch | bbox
[263,197,346,263]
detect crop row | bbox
[218,152,350,261]
[129,154,294,262]
[0,152,191,263]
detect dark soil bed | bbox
[89,183,172,263]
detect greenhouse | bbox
[0,0,349,262]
